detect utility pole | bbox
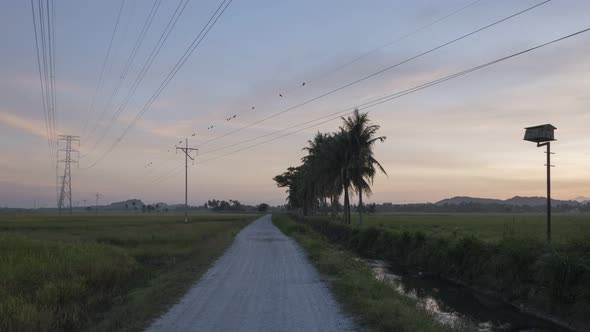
[176,138,198,223]
[83,199,87,211]
[524,124,556,243]
[57,135,80,215]
[95,193,102,215]
[538,141,555,242]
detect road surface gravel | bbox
[146,214,355,332]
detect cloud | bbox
[0,110,48,139]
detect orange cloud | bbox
[0,110,49,139]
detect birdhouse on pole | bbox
[523,124,556,143]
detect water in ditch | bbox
[364,259,572,332]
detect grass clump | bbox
[273,214,456,332]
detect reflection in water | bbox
[365,259,570,332]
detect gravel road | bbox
[146,214,355,332]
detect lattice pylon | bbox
[57,135,79,214]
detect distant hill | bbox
[436,196,503,206]
[104,199,144,211]
[574,196,590,203]
[436,196,580,207]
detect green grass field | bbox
[0,212,258,331]
[352,213,590,244]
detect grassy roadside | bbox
[272,214,457,332]
[300,214,590,328]
[0,212,257,331]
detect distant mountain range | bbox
[436,196,583,207]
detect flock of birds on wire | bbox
[143,81,308,170]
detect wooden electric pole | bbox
[524,124,556,243]
[176,139,198,223]
[538,141,555,242]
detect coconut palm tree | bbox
[302,132,333,215]
[317,133,346,219]
[340,109,386,224]
[273,110,385,224]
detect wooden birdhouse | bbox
[523,124,556,143]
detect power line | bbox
[193,0,487,141]
[31,0,53,163]
[85,0,192,155]
[134,0,552,184]
[85,0,163,145]
[86,0,531,171]
[139,0,550,185]
[30,0,57,164]
[189,26,590,168]
[47,0,57,149]
[50,0,57,143]
[278,0,486,98]
[192,0,551,149]
[40,0,57,147]
[85,0,234,168]
[82,0,126,134]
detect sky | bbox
[1,0,589,208]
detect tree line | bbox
[274,110,387,224]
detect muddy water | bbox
[364,259,571,332]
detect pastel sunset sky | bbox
[1,0,589,207]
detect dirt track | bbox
[146,214,355,332]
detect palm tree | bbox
[302,132,330,215]
[340,109,386,224]
[273,110,385,224]
[323,132,351,223]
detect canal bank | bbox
[364,258,573,331]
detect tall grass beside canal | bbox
[294,214,590,326]
[273,214,461,332]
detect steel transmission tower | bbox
[57,135,80,214]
